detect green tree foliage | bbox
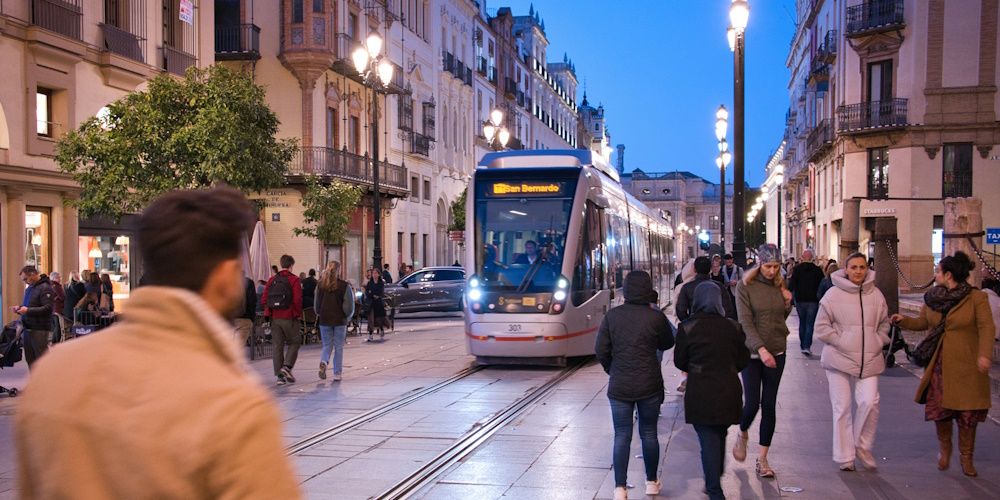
[293,175,362,246]
[448,186,467,232]
[56,65,297,221]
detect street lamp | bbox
[729,0,750,267]
[353,31,394,272]
[715,105,730,254]
[774,164,784,255]
[484,107,510,150]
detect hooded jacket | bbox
[814,270,892,378]
[676,274,734,321]
[735,266,792,355]
[20,275,55,331]
[596,271,675,401]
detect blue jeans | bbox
[609,393,663,487]
[319,325,347,375]
[694,424,728,500]
[796,301,819,350]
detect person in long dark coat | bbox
[364,270,390,340]
[675,281,751,500]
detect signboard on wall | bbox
[987,228,1000,245]
[179,0,193,24]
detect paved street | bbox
[0,309,997,499]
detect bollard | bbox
[873,217,900,316]
[943,197,983,289]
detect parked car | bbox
[384,266,465,313]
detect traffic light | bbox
[698,230,711,251]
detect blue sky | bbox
[490,0,797,187]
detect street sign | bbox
[987,228,1000,245]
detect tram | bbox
[464,149,674,365]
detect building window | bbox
[293,0,303,23]
[867,147,889,199]
[686,207,695,216]
[942,143,973,198]
[36,88,53,137]
[326,107,338,149]
[410,175,419,201]
[348,13,358,39]
[349,116,360,153]
[422,234,428,268]
[423,179,431,202]
[709,215,719,230]
[410,233,417,265]
[313,0,323,13]
[25,208,52,273]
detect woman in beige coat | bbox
[891,252,994,476]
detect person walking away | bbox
[814,253,891,471]
[365,269,390,341]
[316,261,354,381]
[48,272,66,343]
[788,249,825,356]
[301,269,317,309]
[676,257,735,321]
[733,244,793,477]
[100,273,115,312]
[720,254,743,317]
[14,266,55,368]
[595,270,674,500]
[262,254,303,385]
[675,282,751,500]
[234,270,257,347]
[817,262,839,301]
[891,251,994,476]
[16,187,300,498]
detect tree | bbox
[56,65,297,221]
[448,187,467,233]
[293,175,362,249]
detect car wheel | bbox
[456,296,465,312]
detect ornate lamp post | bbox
[774,165,784,255]
[483,107,510,151]
[728,0,750,267]
[353,32,394,271]
[715,105,731,254]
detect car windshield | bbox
[473,173,576,292]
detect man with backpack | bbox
[262,255,303,386]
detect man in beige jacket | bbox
[16,187,300,499]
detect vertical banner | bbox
[179,0,194,24]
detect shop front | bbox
[78,215,140,305]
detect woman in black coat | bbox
[365,269,391,340]
[675,281,751,500]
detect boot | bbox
[935,420,953,470]
[958,426,978,477]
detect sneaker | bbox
[332,374,342,381]
[677,379,687,392]
[318,361,327,380]
[645,479,661,495]
[280,366,295,383]
[802,349,812,356]
[756,457,775,477]
[839,461,856,471]
[856,448,877,470]
[613,486,627,500]
[276,375,287,386]
[733,432,748,462]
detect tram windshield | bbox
[473,173,577,292]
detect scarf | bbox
[923,282,973,345]
[722,264,739,283]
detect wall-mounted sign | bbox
[179,0,193,24]
[863,208,896,215]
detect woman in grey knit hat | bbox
[731,244,793,478]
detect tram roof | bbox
[478,150,620,184]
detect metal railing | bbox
[164,44,196,76]
[836,98,907,132]
[100,22,145,63]
[476,56,487,75]
[411,133,430,156]
[524,96,532,111]
[807,118,833,159]
[943,170,973,198]
[215,24,260,59]
[289,147,408,192]
[846,0,904,36]
[442,51,455,73]
[504,77,517,96]
[31,0,82,41]
[817,30,837,62]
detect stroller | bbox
[0,321,24,397]
[883,323,911,368]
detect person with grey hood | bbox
[596,270,675,500]
[814,252,891,471]
[675,282,751,500]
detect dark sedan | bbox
[384,266,465,313]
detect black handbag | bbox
[910,317,946,368]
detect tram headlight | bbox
[549,274,569,315]
[469,289,482,301]
[553,290,567,301]
[468,275,483,314]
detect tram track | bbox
[374,355,594,500]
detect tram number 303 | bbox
[508,324,522,332]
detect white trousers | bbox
[826,369,880,463]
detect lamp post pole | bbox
[729,0,750,267]
[716,105,730,255]
[371,84,382,272]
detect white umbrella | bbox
[248,221,272,283]
[240,236,253,280]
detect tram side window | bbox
[631,223,650,274]
[606,212,627,289]
[572,201,604,306]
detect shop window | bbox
[79,235,132,300]
[25,209,52,273]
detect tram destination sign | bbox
[487,181,566,197]
[987,228,1000,245]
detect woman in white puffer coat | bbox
[814,252,892,472]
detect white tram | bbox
[464,150,674,365]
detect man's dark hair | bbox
[138,186,255,292]
[384,264,390,270]
[308,268,316,277]
[279,254,294,269]
[694,256,711,274]
[723,254,733,260]
[20,265,38,276]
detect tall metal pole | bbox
[777,184,782,255]
[720,166,726,254]
[372,84,382,272]
[733,31,747,267]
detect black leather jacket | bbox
[21,276,55,330]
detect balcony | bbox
[164,45,196,76]
[215,24,261,61]
[442,51,455,74]
[100,23,145,63]
[817,30,837,64]
[504,77,517,97]
[524,96,533,111]
[411,132,431,157]
[845,0,904,38]
[943,170,973,198]
[288,147,409,196]
[809,59,830,86]
[31,0,82,41]
[516,91,524,107]
[837,98,907,133]
[476,56,487,75]
[488,67,497,85]
[806,119,834,162]
[453,59,464,80]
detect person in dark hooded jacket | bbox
[595,270,674,500]
[675,282,751,500]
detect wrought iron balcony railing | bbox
[476,56,487,75]
[504,77,517,97]
[100,22,145,63]
[836,98,907,133]
[215,24,261,60]
[411,133,431,157]
[806,119,834,162]
[289,147,408,194]
[817,30,837,63]
[31,0,82,41]
[846,0,904,37]
[943,170,973,198]
[164,45,197,76]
